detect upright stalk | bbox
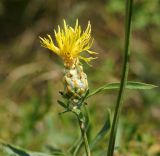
[107,0,133,156]
[77,116,91,156]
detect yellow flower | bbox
[39,19,97,67]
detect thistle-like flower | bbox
[39,20,97,104]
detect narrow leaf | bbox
[45,145,67,156]
[88,81,157,98]
[0,140,54,156]
[123,81,157,90]
[77,89,90,108]
[57,100,67,109]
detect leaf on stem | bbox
[88,81,157,98]
[57,100,68,109]
[77,90,90,108]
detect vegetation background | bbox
[0,0,159,155]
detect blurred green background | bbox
[0,0,160,155]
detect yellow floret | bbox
[39,19,97,67]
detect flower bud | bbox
[63,59,88,101]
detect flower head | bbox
[39,19,97,67]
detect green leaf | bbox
[0,140,55,156]
[88,81,157,98]
[57,100,68,109]
[67,138,83,156]
[77,89,89,108]
[122,81,157,90]
[45,145,67,156]
[90,109,111,150]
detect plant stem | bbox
[107,0,133,156]
[73,140,83,156]
[77,114,91,156]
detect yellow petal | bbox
[39,36,60,55]
[79,56,97,62]
[86,50,98,55]
[39,19,97,67]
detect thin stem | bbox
[73,140,83,156]
[107,0,133,156]
[77,115,91,156]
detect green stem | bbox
[76,114,91,156]
[107,0,133,156]
[73,140,83,156]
